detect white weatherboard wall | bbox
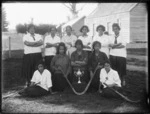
[85,12,130,43]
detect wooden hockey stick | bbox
[60,66,99,95]
[103,83,141,103]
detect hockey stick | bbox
[60,66,99,95]
[103,83,141,103]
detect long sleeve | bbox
[99,69,106,83]
[31,71,38,83]
[50,56,57,72]
[72,36,77,47]
[46,71,52,88]
[113,71,121,87]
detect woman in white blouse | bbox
[78,25,92,51]
[61,26,77,58]
[93,25,110,58]
[19,61,54,97]
[22,24,43,87]
[44,26,61,71]
[99,61,122,98]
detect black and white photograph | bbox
[1,2,149,113]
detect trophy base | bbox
[72,82,87,92]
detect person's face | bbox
[38,64,44,72]
[97,27,104,35]
[76,43,82,50]
[29,26,35,34]
[104,63,111,72]
[51,27,56,35]
[113,26,120,35]
[59,46,65,54]
[94,43,101,51]
[82,27,88,34]
[66,27,72,35]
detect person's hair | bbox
[75,39,83,48]
[36,60,45,70]
[56,42,67,54]
[112,23,121,30]
[50,26,57,32]
[92,41,101,50]
[28,24,35,31]
[80,25,89,33]
[66,25,72,31]
[104,60,111,66]
[96,25,105,32]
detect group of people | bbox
[19,23,127,98]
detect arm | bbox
[24,39,43,47]
[45,43,59,48]
[100,69,106,84]
[113,72,121,87]
[50,56,58,72]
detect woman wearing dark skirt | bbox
[50,42,71,92]
[19,61,53,97]
[88,41,108,92]
[44,26,61,71]
[22,24,43,87]
[109,23,127,86]
[71,40,89,84]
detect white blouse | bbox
[44,34,61,56]
[31,69,52,91]
[23,33,43,54]
[100,68,121,88]
[109,34,127,58]
[61,34,77,49]
[78,35,92,51]
[93,34,111,58]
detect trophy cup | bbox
[74,69,84,84]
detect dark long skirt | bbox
[109,55,126,81]
[19,85,49,97]
[52,73,68,92]
[44,55,54,71]
[101,86,122,99]
[22,53,42,84]
[89,69,101,92]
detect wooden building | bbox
[85,3,147,43]
[62,16,85,37]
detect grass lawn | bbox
[2,50,149,113]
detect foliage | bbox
[16,23,56,35]
[2,7,9,32]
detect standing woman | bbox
[78,25,92,51]
[88,41,108,92]
[22,24,43,87]
[62,25,77,57]
[109,23,127,86]
[44,26,61,71]
[71,39,89,84]
[50,43,71,92]
[93,25,110,58]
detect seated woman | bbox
[71,39,89,84]
[99,61,122,98]
[89,41,108,92]
[18,60,53,97]
[50,42,71,92]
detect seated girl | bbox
[71,39,89,84]
[99,61,122,98]
[18,60,53,97]
[88,41,108,92]
[50,42,71,92]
